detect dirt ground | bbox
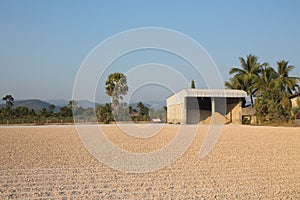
[0,125,299,199]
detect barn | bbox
[166,89,247,124]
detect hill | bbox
[47,99,97,109]
[0,99,54,112]
[129,101,166,109]
[46,99,69,107]
[0,99,166,112]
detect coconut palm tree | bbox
[275,60,299,94]
[254,66,278,93]
[225,74,247,90]
[229,54,268,106]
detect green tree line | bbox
[0,98,77,124]
[226,54,299,124]
[0,95,164,124]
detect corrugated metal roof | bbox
[183,89,247,98]
[166,89,247,106]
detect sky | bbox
[0,0,299,103]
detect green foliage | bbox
[59,106,72,117]
[276,60,300,94]
[126,102,151,122]
[226,54,268,106]
[255,88,291,123]
[225,74,246,90]
[40,108,48,118]
[149,106,167,122]
[137,102,149,116]
[49,104,56,117]
[242,117,251,125]
[0,96,105,124]
[227,55,299,124]
[96,103,113,123]
[191,80,195,89]
[105,73,129,122]
[2,94,14,109]
[49,104,55,110]
[131,115,151,122]
[105,73,128,105]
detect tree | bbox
[40,108,48,118]
[254,66,278,93]
[191,80,195,89]
[96,103,113,124]
[255,88,290,123]
[225,74,247,90]
[49,104,55,111]
[59,106,72,117]
[254,61,299,123]
[2,94,14,109]
[68,100,77,110]
[105,73,128,121]
[137,101,149,116]
[242,59,299,123]
[275,60,299,94]
[14,106,30,118]
[228,54,268,106]
[105,72,128,107]
[49,104,56,116]
[128,105,133,114]
[137,102,144,111]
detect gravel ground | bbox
[0,125,299,199]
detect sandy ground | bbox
[0,125,299,199]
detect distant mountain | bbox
[0,99,53,112]
[129,101,166,109]
[47,99,69,107]
[0,99,166,111]
[76,100,97,109]
[143,100,166,107]
[131,100,165,106]
[47,99,97,109]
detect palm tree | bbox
[229,54,268,106]
[40,108,48,118]
[105,72,128,107]
[275,60,299,94]
[68,100,77,110]
[225,74,247,90]
[254,66,278,92]
[2,94,14,109]
[49,104,56,116]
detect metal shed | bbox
[166,89,247,124]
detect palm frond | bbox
[229,68,246,75]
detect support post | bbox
[211,97,215,114]
[211,97,216,124]
[239,100,242,124]
[182,97,187,124]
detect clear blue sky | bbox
[0,0,299,103]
